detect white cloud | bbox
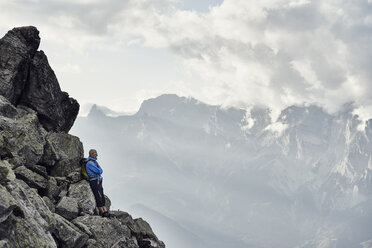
[125,0,372,117]
[1,0,372,118]
[265,121,288,136]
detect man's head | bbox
[89,149,98,159]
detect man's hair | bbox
[89,149,97,156]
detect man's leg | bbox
[97,180,109,216]
[90,179,106,215]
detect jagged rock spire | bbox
[0,26,79,132]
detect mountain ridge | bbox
[0,26,165,248]
[73,93,372,248]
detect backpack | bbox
[80,158,98,180]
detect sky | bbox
[1,0,372,121]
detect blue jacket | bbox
[86,157,103,181]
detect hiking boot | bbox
[101,211,110,218]
[101,211,116,218]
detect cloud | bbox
[109,0,372,118]
[1,0,372,120]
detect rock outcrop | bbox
[0,26,165,248]
[0,26,79,132]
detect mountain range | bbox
[71,94,372,248]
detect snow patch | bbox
[241,108,255,131]
[137,130,145,140]
[352,106,372,132]
[264,121,288,136]
[334,159,356,180]
[203,124,210,134]
[368,156,372,170]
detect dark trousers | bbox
[89,179,106,208]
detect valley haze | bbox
[71,94,372,248]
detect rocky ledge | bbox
[0,26,165,248]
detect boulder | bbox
[0,185,17,223]
[0,26,40,105]
[68,180,95,215]
[110,210,136,227]
[0,95,18,119]
[14,166,47,190]
[55,196,79,221]
[43,196,55,213]
[29,164,48,178]
[0,160,15,183]
[0,239,10,248]
[0,107,46,166]
[0,180,57,248]
[59,189,68,199]
[105,194,111,211]
[19,51,79,132]
[67,171,82,184]
[46,177,60,202]
[73,215,131,247]
[0,214,57,248]
[53,177,69,199]
[50,160,81,178]
[6,180,55,228]
[53,213,89,248]
[132,218,159,241]
[85,239,97,248]
[110,210,164,247]
[132,218,165,248]
[111,237,139,248]
[41,132,83,167]
[72,219,93,237]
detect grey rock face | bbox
[0,180,57,248]
[0,95,18,119]
[0,185,17,223]
[43,196,55,213]
[50,160,81,178]
[132,218,165,248]
[0,239,11,248]
[111,211,165,248]
[56,196,79,221]
[111,237,139,248]
[47,176,60,202]
[74,215,131,248]
[67,171,82,183]
[53,213,89,248]
[86,239,97,248]
[0,160,16,183]
[19,51,79,132]
[29,164,48,178]
[14,165,48,190]
[68,180,96,215]
[72,220,93,237]
[0,106,46,166]
[41,132,83,178]
[0,26,39,105]
[41,132,83,180]
[105,194,111,211]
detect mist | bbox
[70,94,372,248]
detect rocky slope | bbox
[0,26,165,248]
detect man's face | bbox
[91,150,98,159]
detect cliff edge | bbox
[0,26,165,248]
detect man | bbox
[86,149,110,218]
